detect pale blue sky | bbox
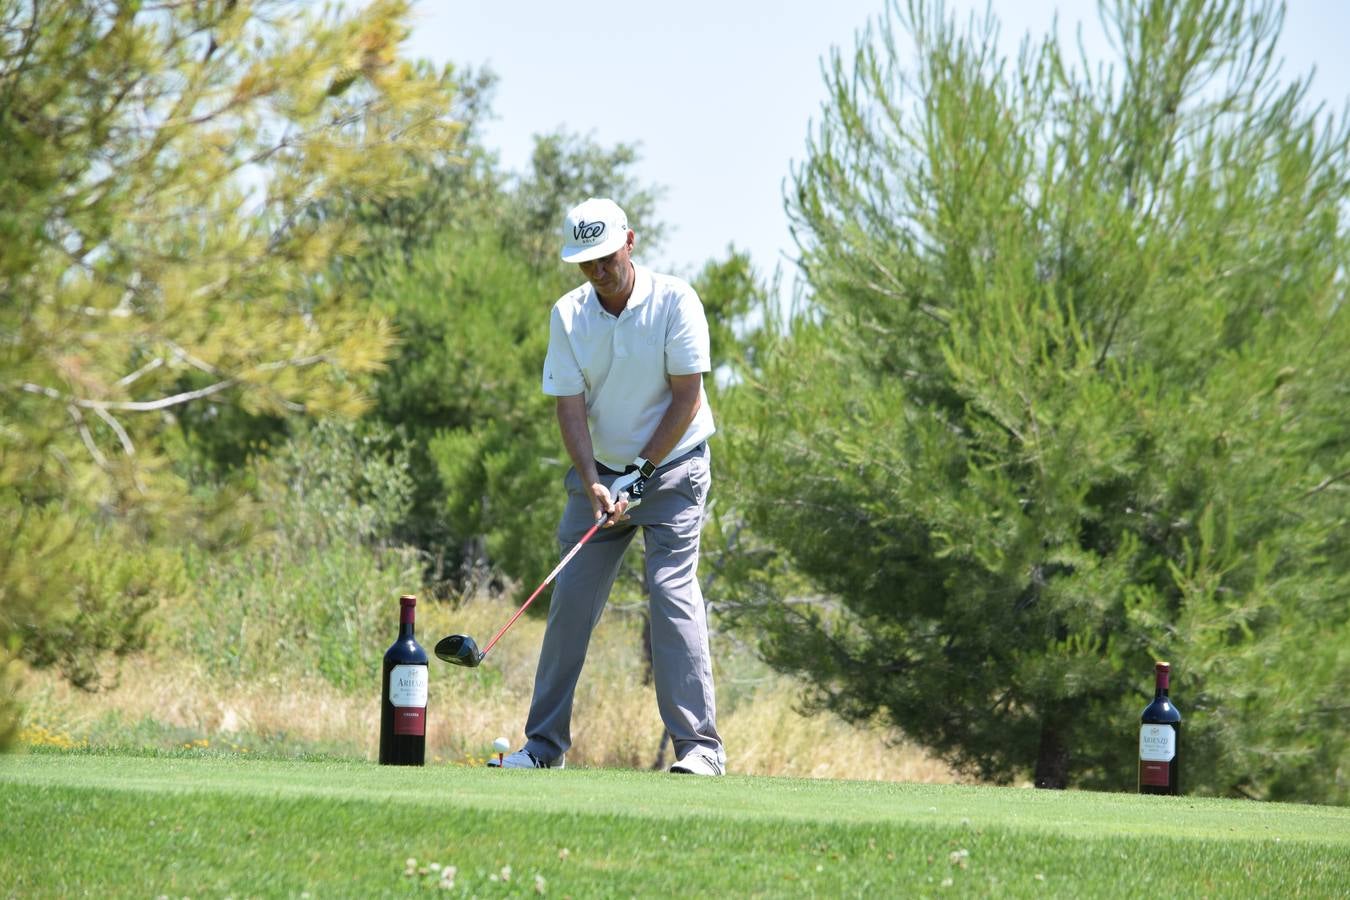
[405,1,1350,284]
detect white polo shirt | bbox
[542,264,716,471]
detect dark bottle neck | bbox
[394,593,415,644]
[1154,664,1170,699]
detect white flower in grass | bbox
[534,873,547,894]
[500,864,512,882]
[429,863,441,872]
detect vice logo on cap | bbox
[573,220,605,243]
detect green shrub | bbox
[173,420,422,692]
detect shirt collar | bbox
[626,264,652,311]
[586,263,652,317]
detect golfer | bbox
[493,197,725,775]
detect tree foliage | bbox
[0,0,461,743]
[378,222,566,585]
[167,418,421,693]
[725,0,1349,801]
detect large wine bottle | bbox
[1138,661,1181,794]
[379,594,428,766]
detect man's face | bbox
[577,231,634,297]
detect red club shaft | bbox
[479,509,612,659]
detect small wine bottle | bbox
[379,594,428,766]
[1138,661,1181,794]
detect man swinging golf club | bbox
[493,197,725,776]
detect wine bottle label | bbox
[389,664,428,708]
[393,705,425,736]
[1139,724,1176,762]
[1140,760,1170,786]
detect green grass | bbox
[2,749,1346,898]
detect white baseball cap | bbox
[560,198,630,263]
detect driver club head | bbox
[435,634,483,668]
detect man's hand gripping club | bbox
[592,456,654,525]
[608,468,647,514]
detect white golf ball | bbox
[492,737,510,753]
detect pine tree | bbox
[0,0,460,744]
[724,0,1348,800]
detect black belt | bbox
[595,442,705,477]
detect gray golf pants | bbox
[522,443,723,766]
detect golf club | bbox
[436,495,631,668]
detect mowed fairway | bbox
[2,751,1346,898]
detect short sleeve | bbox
[542,305,586,396]
[665,287,711,376]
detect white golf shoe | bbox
[670,751,724,776]
[489,748,565,769]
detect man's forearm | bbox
[556,394,599,485]
[639,373,703,467]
